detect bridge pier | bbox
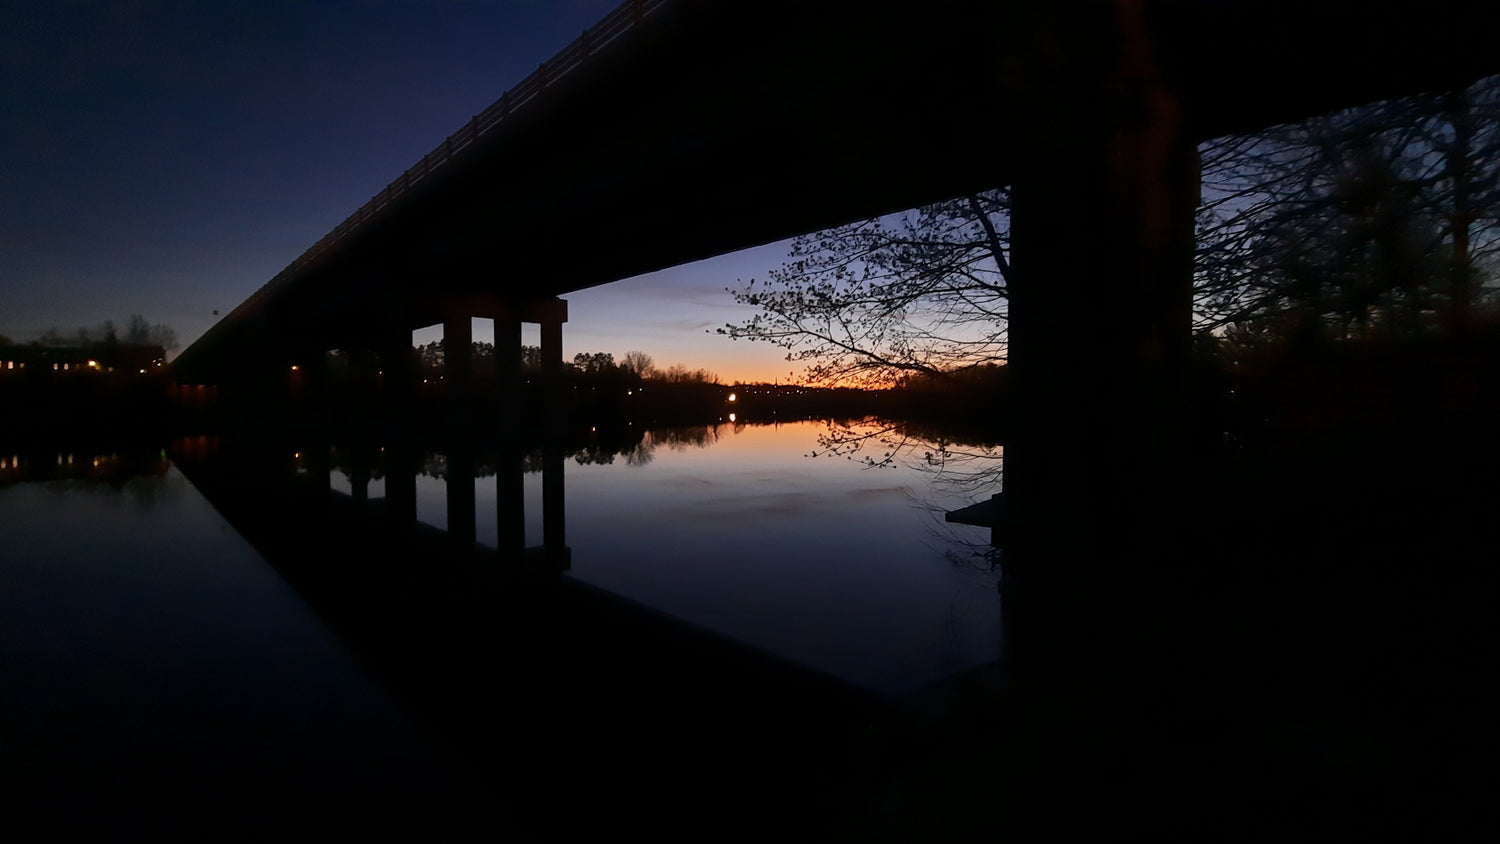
[379,320,419,527]
[344,346,377,426]
[533,300,568,562]
[427,296,569,563]
[443,312,474,430]
[1002,1,1202,825]
[302,440,331,503]
[1005,3,1199,588]
[441,313,478,547]
[493,312,526,554]
[290,349,334,429]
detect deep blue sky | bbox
[2,0,801,381]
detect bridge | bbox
[172,0,1500,652]
[164,2,1500,832]
[170,0,1500,604]
[171,0,1500,384]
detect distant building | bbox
[0,343,166,377]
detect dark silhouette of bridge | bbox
[172,0,1500,388]
[168,1,1500,835]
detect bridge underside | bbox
[174,0,1500,382]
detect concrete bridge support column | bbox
[493,311,526,555]
[442,313,477,547]
[1002,0,1201,826]
[237,356,294,434]
[378,323,416,427]
[534,299,569,567]
[345,346,376,426]
[302,440,332,502]
[443,313,473,429]
[287,352,327,429]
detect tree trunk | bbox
[1444,87,1474,335]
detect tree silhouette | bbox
[618,350,656,380]
[1196,75,1500,350]
[724,76,1500,382]
[720,191,1010,388]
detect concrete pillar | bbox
[345,346,376,425]
[443,313,473,426]
[494,314,525,555]
[540,317,563,376]
[1005,0,1198,610]
[534,299,568,564]
[288,351,329,427]
[379,324,414,424]
[1001,1,1201,824]
[303,440,332,501]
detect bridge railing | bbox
[224,0,670,328]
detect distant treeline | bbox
[16,314,179,351]
[12,323,1498,458]
[405,343,718,385]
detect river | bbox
[1,418,1002,833]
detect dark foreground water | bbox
[0,455,485,833]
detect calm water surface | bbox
[381,419,1004,693]
[2,421,1000,828]
[5,422,1000,747]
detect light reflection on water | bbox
[365,419,1003,694]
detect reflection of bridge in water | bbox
[171,432,894,840]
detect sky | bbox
[1,0,808,383]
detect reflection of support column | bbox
[541,441,569,569]
[350,444,371,504]
[494,313,525,555]
[385,443,418,527]
[305,440,332,499]
[536,299,568,566]
[446,443,476,549]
